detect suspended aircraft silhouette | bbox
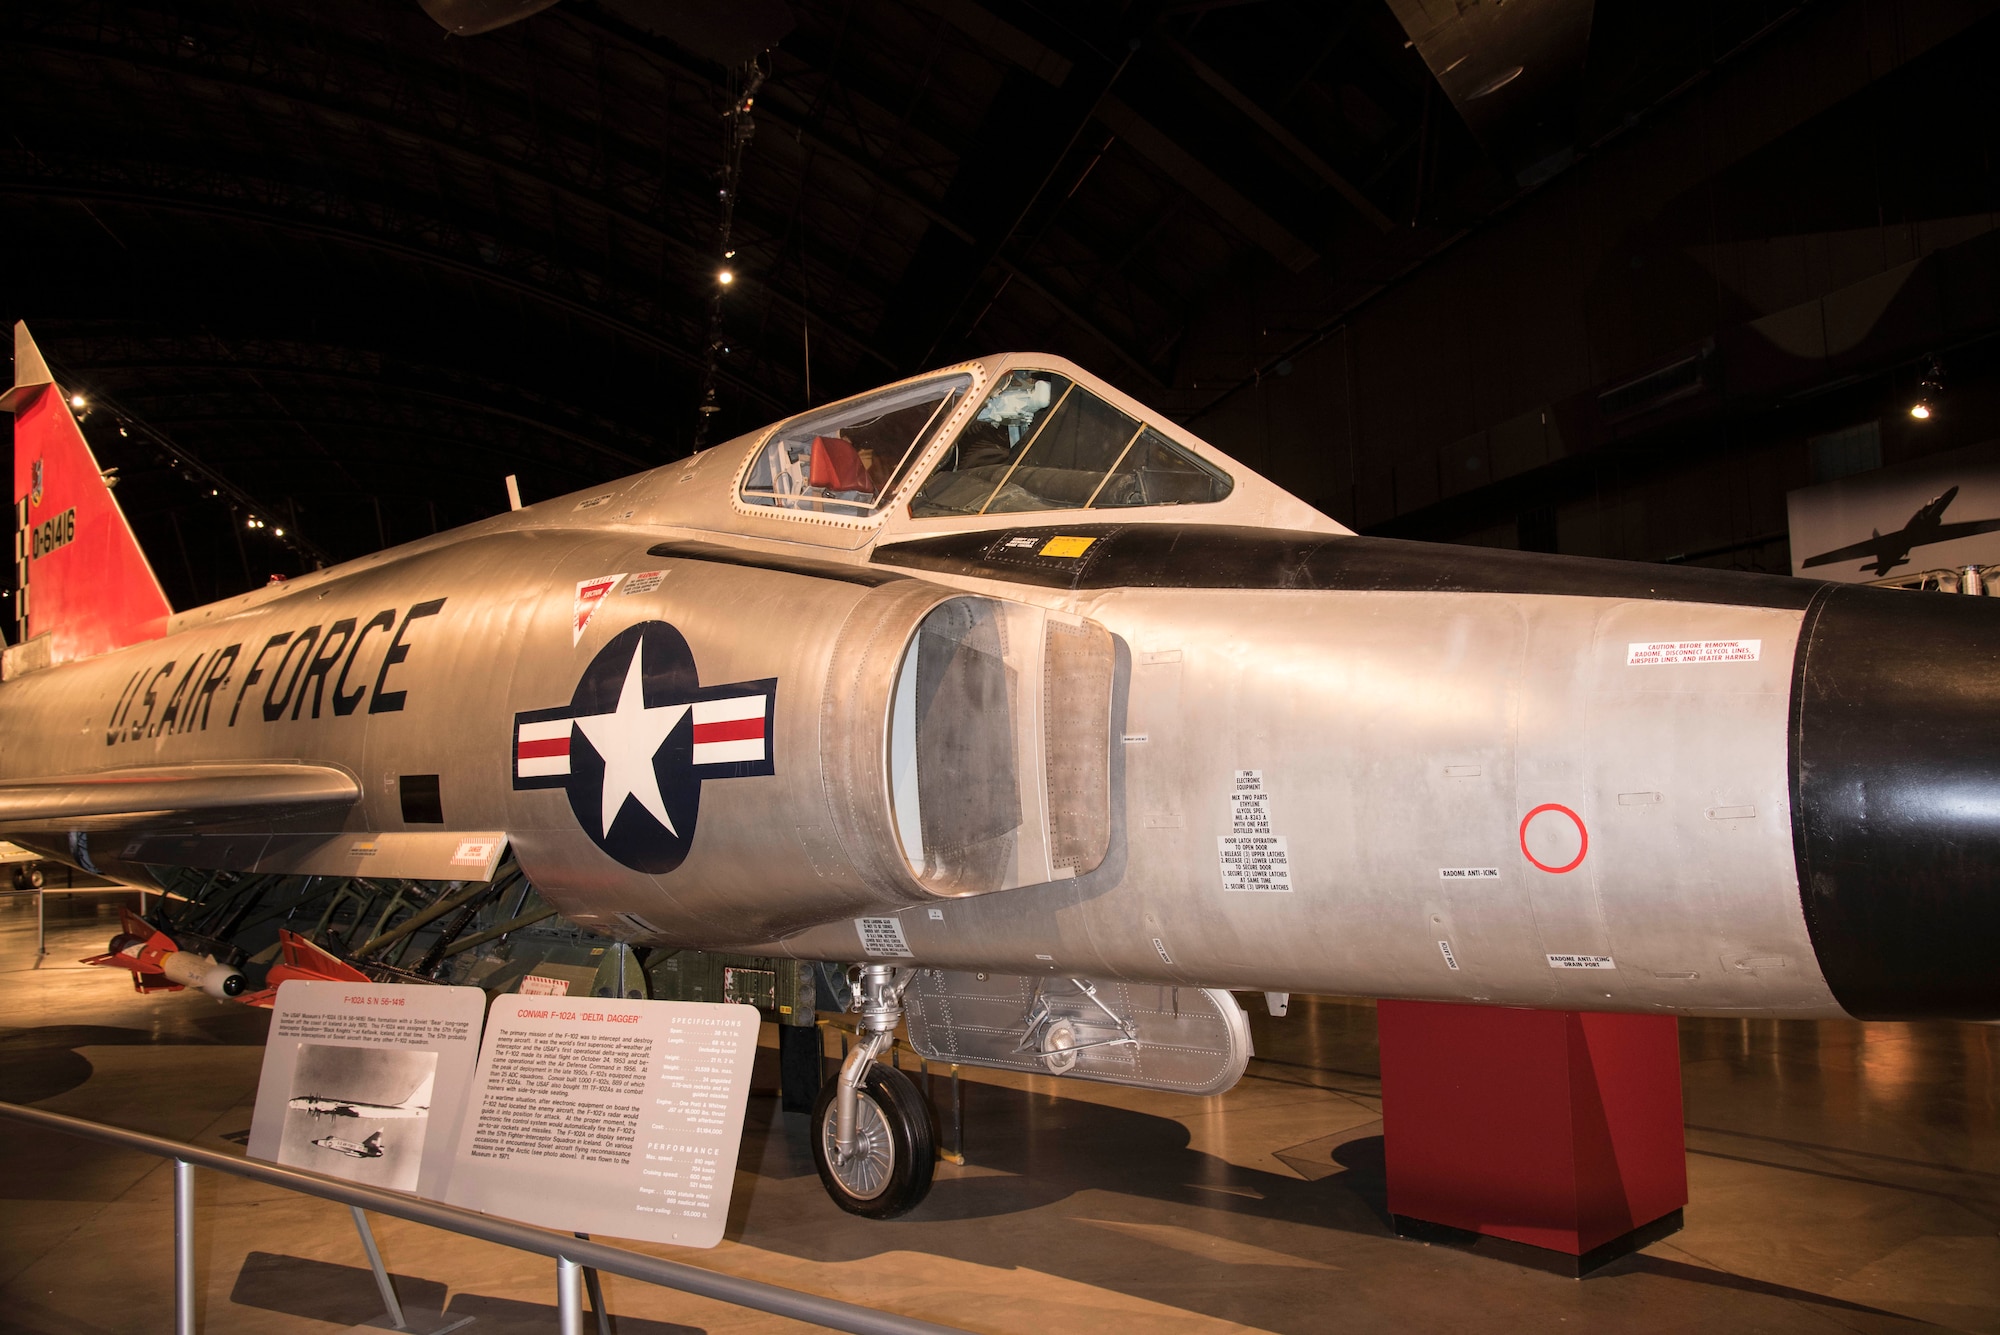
[1802,485,2000,576]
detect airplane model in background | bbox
[1800,483,2000,575]
[0,839,48,890]
[4,319,1997,1218]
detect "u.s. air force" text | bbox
[104,599,446,746]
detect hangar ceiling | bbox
[0,0,1884,604]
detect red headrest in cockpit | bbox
[809,436,871,493]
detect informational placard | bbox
[856,916,913,957]
[1626,639,1760,666]
[1547,953,1616,970]
[247,981,486,1199]
[1219,769,1292,892]
[445,997,760,1248]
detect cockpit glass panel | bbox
[908,369,1233,518]
[1090,428,1233,508]
[740,373,971,514]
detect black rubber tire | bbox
[14,866,42,891]
[809,1062,936,1219]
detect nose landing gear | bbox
[809,963,936,1218]
[810,1061,934,1217]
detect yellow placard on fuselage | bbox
[1039,536,1096,558]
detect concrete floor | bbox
[2,889,1996,1334]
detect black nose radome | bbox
[1792,583,2000,1020]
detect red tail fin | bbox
[4,322,170,666]
[79,906,184,993]
[240,928,371,1006]
[115,904,176,953]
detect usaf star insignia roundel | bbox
[512,621,776,873]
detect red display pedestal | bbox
[1377,1001,1687,1276]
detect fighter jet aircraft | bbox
[311,1130,386,1160]
[1800,484,2000,575]
[4,320,1997,1218]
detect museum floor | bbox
[2,890,1995,1335]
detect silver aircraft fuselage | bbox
[4,351,1996,1024]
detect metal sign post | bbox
[556,1256,583,1335]
[349,1207,406,1330]
[173,1159,195,1335]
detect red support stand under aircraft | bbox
[1377,1000,1688,1276]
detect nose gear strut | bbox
[809,962,936,1217]
[833,963,908,1163]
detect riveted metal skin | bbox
[814,580,981,908]
[768,575,1844,1018]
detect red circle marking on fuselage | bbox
[1519,803,1588,874]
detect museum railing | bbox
[0,1100,967,1335]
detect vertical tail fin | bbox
[2,322,170,668]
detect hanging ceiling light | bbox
[1910,358,1945,421]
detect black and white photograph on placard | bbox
[276,1043,437,1192]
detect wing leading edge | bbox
[0,762,361,834]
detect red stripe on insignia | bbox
[692,717,764,745]
[517,737,571,759]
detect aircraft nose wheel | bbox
[810,1062,936,1218]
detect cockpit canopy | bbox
[739,365,1232,520]
[911,369,1231,517]
[739,372,972,516]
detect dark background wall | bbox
[4,0,1998,610]
[1187,2,2000,573]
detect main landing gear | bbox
[809,963,936,1218]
